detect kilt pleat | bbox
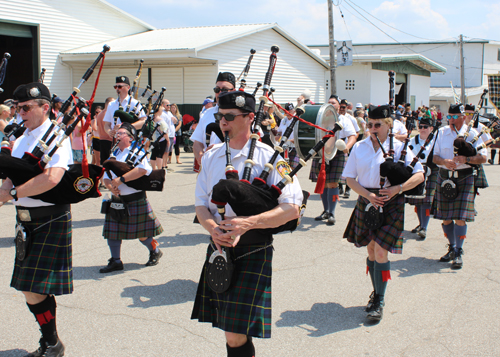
[103,198,163,240]
[309,152,346,183]
[433,173,475,222]
[11,212,73,295]
[474,164,488,189]
[406,168,438,206]
[343,195,405,254]
[191,243,273,338]
[287,148,300,170]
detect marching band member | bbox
[311,95,356,225]
[432,104,487,269]
[406,115,438,239]
[337,99,359,198]
[0,83,73,357]
[100,123,164,273]
[343,105,424,321]
[276,102,299,169]
[191,91,302,357]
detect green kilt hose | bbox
[433,172,475,222]
[11,212,73,295]
[344,194,405,254]
[103,197,163,240]
[191,242,273,338]
[309,151,346,183]
[406,168,438,206]
[474,164,488,189]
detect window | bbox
[345,79,355,90]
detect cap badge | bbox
[121,76,125,82]
[235,96,245,108]
[459,105,464,113]
[382,109,388,117]
[29,87,40,98]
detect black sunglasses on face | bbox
[419,125,429,129]
[214,112,249,122]
[367,122,382,129]
[114,85,126,89]
[18,104,41,113]
[213,87,233,94]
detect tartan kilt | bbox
[309,152,346,183]
[287,148,300,170]
[474,164,488,189]
[191,243,273,338]
[11,212,73,295]
[103,198,163,240]
[433,173,475,222]
[406,168,438,206]
[343,194,405,254]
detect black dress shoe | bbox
[365,291,376,312]
[343,190,350,199]
[326,214,336,226]
[417,229,427,240]
[411,225,421,233]
[488,159,493,165]
[26,338,64,357]
[366,295,384,321]
[339,185,344,195]
[146,249,163,266]
[314,211,329,221]
[451,248,463,270]
[25,338,46,357]
[99,258,124,273]
[439,245,455,262]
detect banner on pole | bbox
[336,40,353,66]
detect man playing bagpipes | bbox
[432,103,487,270]
[0,83,73,357]
[103,76,146,138]
[100,122,164,273]
[191,91,303,357]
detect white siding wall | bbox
[407,74,431,107]
[151,67,184,104]
[370,70,390,105]
[200,29,327,104]
[183,65,218,104]
[483,43,500,83]
[335,63,372,106]
[0,0,149,96]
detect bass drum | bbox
[293,104,340,161]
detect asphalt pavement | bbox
[1,153,499,357]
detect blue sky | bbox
[105,0,499,45]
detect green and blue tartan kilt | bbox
[103,198,163,240]
[287,148,300,170]
[474,164,488,189]
[191,243,273,338]
[343,194,405,254]
[406,168,438,206]
[309,152,346,183]
[433,173,475,222]
[11,212,73,295]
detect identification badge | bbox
[276,160,293,180]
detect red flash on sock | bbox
[381,270,391,282]
[459,235,466,240]
[332,195,339,202]
[152,239,159,250]
[366,266,369,275]
[414,207,417,213]
[425,209,430,216]
[36,311,55,326]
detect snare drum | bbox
[293,104,340,161]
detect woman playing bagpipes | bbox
[100,122,164,273]
[342,105,424,321]
[191,91,303,356]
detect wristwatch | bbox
[466,157,471,163]
[119,176,126,183]
[9,188,18,201]
[398,184,403,195]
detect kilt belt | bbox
[120,191,146,203]
[438,167,475,180]
[16,204,71,222]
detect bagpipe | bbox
[236,49,256,91]
[0,45,110,204]
[112,60,145,125]
[453,89,488,157]
[0,52,10,94]
[102,87,167,191]
[209,46,347,236]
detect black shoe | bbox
[366,295,384,321]
[365,291,376,312]
[314,211,329,221]
[25,338,46,357]
[439,245,456,262]
[417,229,427,240]
[411,225,421,233]
[326,214,336,226]
[451,248,463,270]
[343,190,350,199]
[99,258,124,273]
[488,159,493,165]
[339,186,344,195]
[146,249,163,267]
[26,337,64,357]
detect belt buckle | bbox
[17,209,32,222]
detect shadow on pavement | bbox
[392,256,453,278]
[157,233,207,247]
[121,278,197,308]
[73,262,147,280]
[276,302,365,337]
[0,349,29,357]
[72,218,104,229]
[162,204,196,215]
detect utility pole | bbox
[328,0,336,96]
[460,34,466,104]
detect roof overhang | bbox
[430,85,487,101]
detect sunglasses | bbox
[114,85,127,89]
[214,112,249,122]
[367,122,382,129]
[465,112,474,116]
[18,104,40,113]
[446,114,460,119]
[419,125,429,129]
[213,87,233,94]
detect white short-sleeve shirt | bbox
[103,95,146,129]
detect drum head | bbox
[293,104,339,161]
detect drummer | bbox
[310,95,356,226]
[406,114,438,240]
[276,103,299,169]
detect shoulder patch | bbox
[276,160,293,180]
